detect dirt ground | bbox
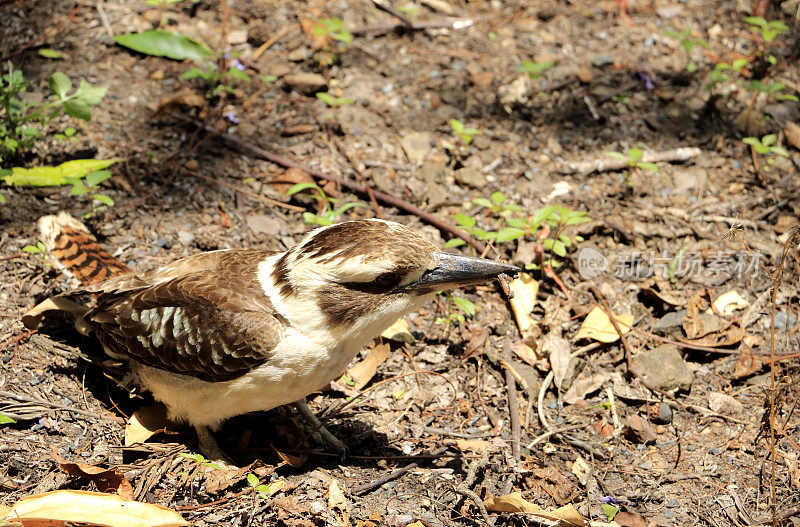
[1,0,800,525]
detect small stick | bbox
[562,147,701,175]
[0,390,124,423]
[184,169,303,212]
[252,26,293,60]
[350,462,418,495]
[502,345,521,463]
[350,18,473,37]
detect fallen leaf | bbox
[563,370,610,405]
[55,453,134,500]
[484,492,584,526]
[275,448,307,468]
[153,87,206,118]
[733,345,762,380]
[327,479,348,511]
[448,438,507,452]
[3,490,188,527]
[545,333,572,389]
[709,290,750,316]
[511,340,538,367]
[614,510,648,527]
[125,403,169,446]
[21,297,89,330]
[508,273,539,334]
[574,306,633,343]
[529,466,580,505]
[380,318,415,343]
[571,457,590,486]
[270,167,315,195]
[344,343,389,390]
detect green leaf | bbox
[448,119,464,133]
[770,146,789,157]
[48,72,72,99]
[0,413,15,424]
[605,151,627,161]
[286,182,322,197]
[94,194,114,206]
[732,58,748,70]
[762,134,777,146]
[627,148,643,161]
[0,192,5,205]
[38,48,63,59]
[768,82,786,93]
[63,99,91,121]
[22,245,41,253]
[114,30,212,60]
[3,159,123,187]
[453,296,477,316]
[495,227,525,243]
[490,191,505,204]
[74,80,107,105]
[443,238,466,248]
[247,473,259,487]
[505,217,528,228]
[71,181,88,195]
[636,162,658,171]
[227,67,251,83]
[601,504,619,521]
[316,92,336,106]
[84,170,112,187]
[455,213,476,229]
[552,240,567,257]
[747,80,768,91]
[742,137,760,147]
[64,127,77,137]
[776,94,799,102]
[473,197,493,208]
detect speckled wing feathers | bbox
[86,249,284,382]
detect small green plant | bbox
[743,134,789,170]
[517,60,554,79]
[1,63,106,165]
[664,28,709,72]
[743,17,790,42]
[611,92,630,113]
[605,148,658,171]
[448,119,481,145]
[68,169,115,217]
[435,295,477,325]
[706,58,749,91]
[286,182,368,226]
[22,241,49,263]
[745,80,799,101]
[397,4,421,20]
[313,18,352,45]
[179,452,223,470]
[182,55,251,99]
[0,412,16,425]
[316,92,353,107]
[246,473,284,497]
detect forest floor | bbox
[1,0,800,526]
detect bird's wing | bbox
[86,249,284,382]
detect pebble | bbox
[630,345,694,391]
[652,402,673,425]
[664,510,675,519]
[666,499,680,508]
[623,415,657,445]
[592,55,615,67]
[454,167,484,188]
[709,392,743,416]
[283,72,327,94]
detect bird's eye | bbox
[375,271,401,289]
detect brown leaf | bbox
[153,87,206,118]
[733,345,763,380]
[615,510,649,527]
[344,343,390,391]
[484,492,584,526]
[275,448,307,468]
[54,453,134,501]
[574,306,633,343]
[563,370,610,405]
[125,403,169,446]
[204,464,252,495]
[327,479,348,511]
[530,466,580,505]
[2,490,188,526]
[270,167,315,196]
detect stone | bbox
[708,392,743,416]
[783,0,800,15]
[623,415,657,444]
[630,345,694,391]
[176,230,194,247]
[651,402,673,425]
[653,310,687,333]
[454,167,484,188]
[576,67,593,83]
[592,55,614,68]
[283,72,327,94]
[246,214,282,235]
[471,134,491,150]
[785,121,800,151]
[672,167,707,194]
[400,132,433,165]
[545,136,563,155]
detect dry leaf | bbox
[573,306,633,343]
[344,343,389,390]
[125,403,169,446]
[21,297,89,330]
[3,490,188,527]
[563,370,610,405]
[55,453,134,500]
[153,87,206,118]
[484,492,584,526]
[615,510,648,527]
[709,290,750,316]
[448,437,507,452]
[545,333,572,389]
[508,273,539,334]
[380,318,415,343]
[511,340,537,367]
[570,457,590,486]
[270,167,314,195]
[327,479,348,511]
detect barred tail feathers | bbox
[37,212,130,286]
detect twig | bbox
[252,26,293,60]
[96,1,114,37]
[351,462,418,495]
[455,452,494,526]
[180,118,484,251]
[502,344,521,463]
[371,0,413,26]
[350,18,473,36]
[0,390,124,423]
[562,147,701,175]
[0,329,37,351]
[184,169,303,212]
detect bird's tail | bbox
[38,212,131,286]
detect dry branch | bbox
[562,147,702,175]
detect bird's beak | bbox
[402,252,519,294]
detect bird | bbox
[34,213,518,465]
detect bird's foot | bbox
[194,425,238,470]
[292,399,349,462]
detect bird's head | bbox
[262,219,517,348]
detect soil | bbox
[1,0,800,526]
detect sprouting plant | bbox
[397,3,421,20]
[286,182,368,226]
[706,58,749,91]
[246,473,284,497]
[605,148,658,171]
[449,119,481,145]
[611,92,630,113]
[313,18,352,45]
[744,17,790,42]
[435,295,477,325]
[743,134,789,170]
[67,169,115,217]
[1,62,106,165]
[316,92,354,107]
[182,55,251,99]
[745,80,799,101]
[22,241,48,258]
[664,28,709,72]
[473,191,521,217]
[178,452,223,470]
[517,60,554,79]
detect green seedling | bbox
[178,452,223,470]
[664,28,709,72]
[286,182,368,226]
[743,134,789,171]
[316,92,354,107]
[1,63,106,164]
[434,295,477,325]
[449,119,481,145]
[313,18,352,45]
[605,148,658,171]
[746,80,799,101]
[611,92,630,113]
[743,17,790,42]
[706,58,749,91]
[246,473,284,497]
[182,56,251,99]
[517,60,554,79]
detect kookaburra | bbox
[36,215,517,464]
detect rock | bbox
[471,134,491,150]
[623,415,657,444]
[498,76,531,106]
[630,345,694,392]
[653,310,687,333]
[286,48,312,62]
[785,121,800,151]
[400,132,433,165]
[283,72,327,94]
[592,55,614,68]
[176,230,194,247]
[708,392,743,416]
[454,167,484,188]
[247,214,282,235]
[656,5,682,18]
[247,20,270,46]
[764,103,800,126]
[576,67,593,83]
[651,402,673,425]
[546,136,563,155]
[783,0,800,15]
[671,167,707,194]
[419,160,449,184]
